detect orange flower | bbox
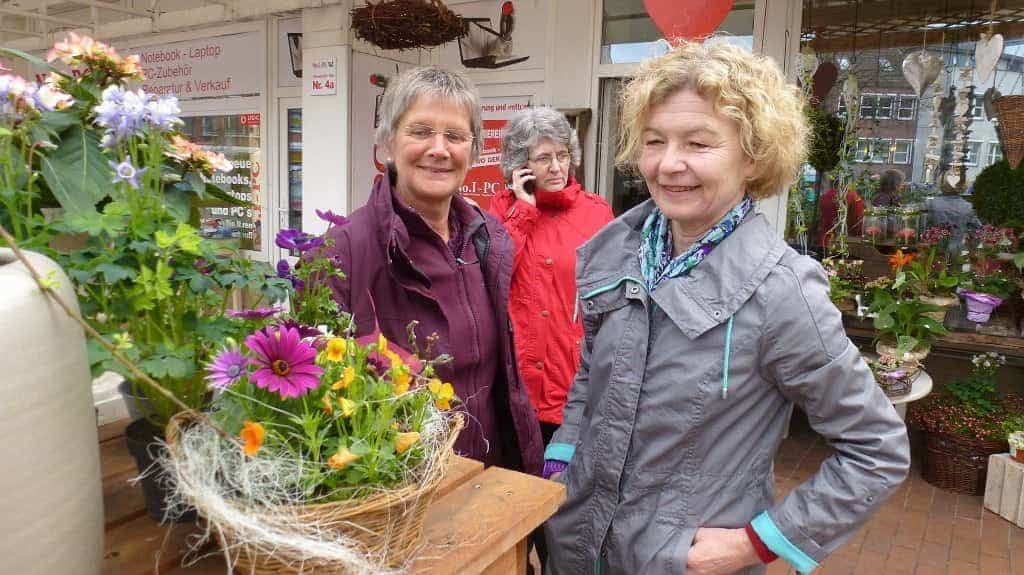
[240,421,265,457]
[888,249,915,271]
[327,447,360,470]
[395,431,421,454]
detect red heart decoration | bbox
[643,0,735,41]
[811,62,839,104]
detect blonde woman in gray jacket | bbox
[542,40,910,575]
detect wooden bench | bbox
[98,420,565,574]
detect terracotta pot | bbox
[0,249,103,575]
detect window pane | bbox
[601,0,755,63]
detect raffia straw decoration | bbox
[351,0,468,51]
[164,410,464,574]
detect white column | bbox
[302,2,352,236]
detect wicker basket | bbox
[166,411,463,574]
[995,95,1024,169]
[921,430,1008,495]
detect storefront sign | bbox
[310,57,338,96]
[460,96,531,210]
[132,31,263,101]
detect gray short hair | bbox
[375,66,482,163]
[500,107,580,182]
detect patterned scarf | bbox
[639,197,752,291]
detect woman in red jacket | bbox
[489,108,613,446]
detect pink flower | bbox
[245,326,323,399]
[865,226,883,237]
[896,228,917,240]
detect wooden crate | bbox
[984,453,1024,527]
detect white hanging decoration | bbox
[800,46,818,77]
[902,50,944,97]
[946,67,976,192]
[975,32,1004,83]
[924,76,945,185]
[842,72,860,107]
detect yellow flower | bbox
[393,367,411,396]
[327,447,360,470]
[395,431,421,454]
[321,394,334,414]
[332,366,356,390]
[240,421,265,457]
[428,379,455,410]
[338,396,355,418]
[325,338,347,362]
[377,333,388,352]
[384,349,404,369]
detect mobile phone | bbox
[522,167,534,194]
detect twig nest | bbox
[351,0,469,51]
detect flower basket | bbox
[873,365,916,398]
[994,95,1024,169]
[920,430,1007,495]
[875,339,929,372]
[165,410,464,573]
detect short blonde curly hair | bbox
[616,40,808,200]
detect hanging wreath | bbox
[351,0,468,51]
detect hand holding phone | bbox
[511,167,537,207]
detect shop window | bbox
[896,95,916,120]
[856,138,890,163]
[600,0,755,64]
[891,140,913,164]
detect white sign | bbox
[310,57,338,96]
[131,31,264,101]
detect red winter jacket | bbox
[489,177,613,424]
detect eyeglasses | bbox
[402,123,475,146]
[529,152,571,169]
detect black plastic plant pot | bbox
[123,418,197,523]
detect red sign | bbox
[240,113,261,126]
[459,97,531,211]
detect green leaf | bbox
[0,47,61,74]
[39,109,80,134]
[194,183,249,208]
[95,263,136,284]
[874,312,896,331]
[39,124,112,214]
[1014,252,1024,271]
[164,187,191,222]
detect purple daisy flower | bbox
[206,347,248,389]
[245,326,323,399]
[226,305,284,320]
[278,319,323,339]
[315,209,349,227]
[275,228,325,252]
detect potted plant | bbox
[866,353,917,398]
[909,352,1022,494]
[869,249,949,365]
[823,256,860,314]
[162,221,465,573]
[1,35,288,520]
[1007,427,1024,464]
[907,226,961,321]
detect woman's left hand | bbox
[686,527,761,575]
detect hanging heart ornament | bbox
[812,62,839,103]
[975,32,1003,84]
[902,51,943,97]
[643,0,735,41]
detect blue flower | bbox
[145,94,182,130]
[111,156,146,189]
[275,229,325,252]
[315,209,349,227]
[94,85,150,144]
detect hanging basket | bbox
[994,95,1024,169]
[165,411,464,574]
[351,0,468,51]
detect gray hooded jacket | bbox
[544,200,910,574]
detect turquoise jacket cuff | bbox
[544,442,575,463]
[750,511,819,574]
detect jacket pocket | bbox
[666,526,700,574]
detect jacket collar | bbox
[577,199,786,339]
[534,176,582,210]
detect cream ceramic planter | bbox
[918,294,958,322]
[0,248,103,575]
[876,339,930,367]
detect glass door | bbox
[277,98,303,262]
